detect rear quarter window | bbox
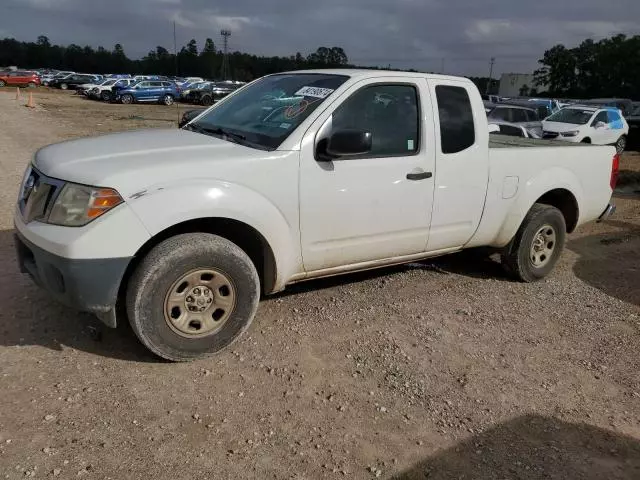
[435,85,476,154]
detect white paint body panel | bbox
[16,69,615,293]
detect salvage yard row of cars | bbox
[0,68,245,106]
[482,95,634,153]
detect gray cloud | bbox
[3,0,640,75]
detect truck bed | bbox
[489,135,590,148]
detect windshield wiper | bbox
[194,125,246,143]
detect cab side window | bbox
[435,85,475,154]
[331,84,420,157]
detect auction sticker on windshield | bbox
[295,86,335,99]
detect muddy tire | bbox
[502,204,566,282]
[126,233,260,362]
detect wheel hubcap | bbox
[164,268,236,337]
[530,224,556,267]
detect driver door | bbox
[298,78,436,272]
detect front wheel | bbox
[126,233,260,361]
[0,80,6,87]
[100,91,111,102]
[162,94,174,106]
[615,135,627,155]
[121,94,134,104]
[60,83,68,90]
[200,95,213,106]
[28,82,36,88]
[502,204,566,282]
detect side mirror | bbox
[594,121,607,129]
[325,130,372,158]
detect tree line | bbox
[534,34,640,98]
[0,36,348,81]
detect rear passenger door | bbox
[606,110,625,143]
[426,79,489,251]
[147,81,164,101]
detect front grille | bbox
[19,168,63,223]
[542,131,559,139]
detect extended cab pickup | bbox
[14,70,619,361]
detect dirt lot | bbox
[1,89,639,480]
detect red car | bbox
[0,71,41,88]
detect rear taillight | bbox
[610,153,620,190]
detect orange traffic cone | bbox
[15,87,21,100]
[26,92,35,108]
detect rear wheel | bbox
[27,82,36,88]
[581,137,591,144]
[200,95,213,106]
[126,233,260,361]
[121,94,134,104]
[615,135,627,154]
[162,94,174,106]
[502,204,566,282]
[60,83,68,90]
[100,91,111,102]
[0,80,6,87]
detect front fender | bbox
[126,179,301,290]
[493,167,583,246]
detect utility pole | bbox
[173,21,178,76]
[220,30,231,80]
[486,57,495,94]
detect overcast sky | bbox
[3,0,640,76]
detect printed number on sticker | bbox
[295,86,335,99]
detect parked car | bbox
[0,70,41,88]
[41,71,74,86]
[114,80,180,105]
[179,81,211,100]
[90,78,135,101]
[627,102,640,128]
[581,98,634,117]
[542,105,629,153]
[187,81,243,105]
[50,74,101,90]
[14,69,619,360]
[486,103,543,137]
[75,78,113,96]
[488,121,541,138]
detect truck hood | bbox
[34,128,268,196]
[541,121,584,133]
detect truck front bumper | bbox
[597,203,616,222]
[14,231,130,327]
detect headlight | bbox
[561,130,579,137]
[48,183,123,226]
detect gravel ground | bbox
[0,89,639,480]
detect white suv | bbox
[542,106,629,153]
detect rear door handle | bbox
[406,171,433,181]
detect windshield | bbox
[546,108,594,125]
[188,73,349,150]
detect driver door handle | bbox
[406,171,433,181]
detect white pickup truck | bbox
[14,70,619,361]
